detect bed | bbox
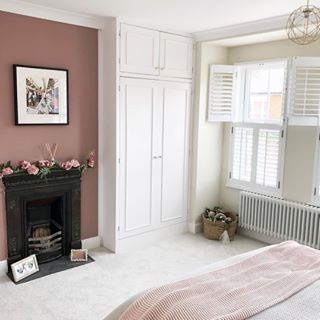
[105,241,320,320]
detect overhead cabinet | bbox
[119,77,191,238]
[120,24,160,76]
[120,24,193,78]
[159,32,193,78]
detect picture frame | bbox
[13,64,69,125]
[11,254,39,283]
[70,249,88,262]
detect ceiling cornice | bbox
[193,15,288,42]
[0,1,290,39]
[0,0,106,29]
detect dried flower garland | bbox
[0,151,95,180]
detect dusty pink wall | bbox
[0,11,98,261]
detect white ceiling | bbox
[9,0,320,34]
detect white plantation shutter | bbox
[208,64,235,122]
[289,57,320,125]
[231,127,253,182]
[229,124,283,195]
[256,129,281,188]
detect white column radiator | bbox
[239,191,320,249]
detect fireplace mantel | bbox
[2,169,81,189]
[3,169,82,267]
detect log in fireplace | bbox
[26,196,63,263]
[3,169,82,269]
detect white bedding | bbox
[104,245,320,320]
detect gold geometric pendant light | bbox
[287,0,320,45]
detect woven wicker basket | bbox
[202,212,237,241]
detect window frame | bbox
[227,59,288,197]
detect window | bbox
[208,57,320,197]
[208,57,320,126]
[227,61,287,196]
[245,65,285,123]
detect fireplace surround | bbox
[3,169,82,269]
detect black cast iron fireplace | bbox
[3,169,82,269]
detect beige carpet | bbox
[0,233,265,320]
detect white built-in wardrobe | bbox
[101,22,194,250]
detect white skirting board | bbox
[237,228,278,245]
[116,222,188,253]
[188,222,203,234]
[0,260,7,277]
[81,236,101,250]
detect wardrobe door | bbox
[120,24,160,75]
[119,78,159,237]
[160,82,191,223]
[159,33,193,79]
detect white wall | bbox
[219,39,320,212]
[227,38,320,63]
[98,17,118,251]
[189,42,228,232]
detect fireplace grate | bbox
[27,219,63,263]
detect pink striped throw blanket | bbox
[119,241,320,320]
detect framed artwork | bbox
[11,254,39,283]
[70,249,88,262]
[13,64,69,125]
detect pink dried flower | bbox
[60,161,73,171]
[38,160,51,168]
[87,151,95,168]
[27,165,39,175]
[87,158,94,168]
[0,173,3,179]
[2,167,14,176]
[70,159,80,168]
[18,160,31,170]
[89,151,95,158]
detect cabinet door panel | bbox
[160,33,193,78]
[120,24,160,75]
[161,83,191,222]
[119,78,155,234]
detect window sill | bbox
[226,181,282,198]
[309,196,320,207]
